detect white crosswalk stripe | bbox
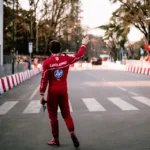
[82,98,106,111]
[58,100,73,112]
[58,107,60,112]
[132,96,150,106]
[1,96,150,115]
[23,100,42,114]
[0,101,18,115]
[108,97,139,111]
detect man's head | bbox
[49,40,61,54]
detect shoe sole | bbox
[47,142,60,146]
[71,134,80,148]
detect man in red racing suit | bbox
[39,36,89,147]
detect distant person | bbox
[39,36,90,147]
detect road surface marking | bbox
[58,99,73,112]
[82,98,106,111]
[117,86,127,91]
[68,100,73,112]
[129,92,138,96]
[108,97,139,111]
[132,96,150,106]
[23,100,41,114]
[58,107,60,112]
[29,85,40,100]
[0,101,18,115]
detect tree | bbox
[98,15,130,60]
[4,1,37,55]
[125,38,146,59]
[4,4,12,54]
[15,9,36,54]
[3,0,81,56]
[37,0,81,55]
[109,0,150,44]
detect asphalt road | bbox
[0,68,150,150]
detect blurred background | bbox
[0,0,150,71]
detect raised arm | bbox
[67,36,90,64]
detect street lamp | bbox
[12,0,15,74]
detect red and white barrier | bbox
[24,71,28,81]
[126,65,150,75]
[15,74,20,84]
[18,73,23,83]
[27,70,31,79]
[0,79,4,94]
[11,75,17,86]
[135,66,139,73]
[138,67,142,74]
[1,77,9,92]
[0,68,42,95]
[7,76,13,89]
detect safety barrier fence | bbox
[1,61,150,95]
[0,68,42,95]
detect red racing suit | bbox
[40,45,86,139]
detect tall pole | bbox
[67,32,68,51]
[29,2,33,70]
[12,0,15,74]
[30,13,33,69]
[36,23,38,52]
[0,0,3,65]
[148,22,150,44]
[148,1,150,56]
[148,3,150,45]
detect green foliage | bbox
[98,17,130,60]
[4,0,82,56]
[99,0,150,60]
[109,0,150,43]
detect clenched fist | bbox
[40,95,44,104]
[82,36,90,45]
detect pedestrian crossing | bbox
[82,98,106,111]
[23,101,41,114]
[108,97,139,111]
[0,96,150,115]
[132,96,150,106]
[0,101,18,115]
[57,100,73,112]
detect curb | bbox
[0,68,42,95]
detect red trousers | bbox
[47,84,74,139]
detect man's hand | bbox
[40,95,44,104]
[40,95,47,112]
[82,36,90,45]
